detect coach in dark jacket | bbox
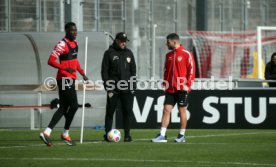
[265,52,276,87]
[101,32,136,142]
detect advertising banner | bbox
[116,90,276,129]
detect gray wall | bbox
[0,32,108,128]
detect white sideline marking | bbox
[0,157,275,166]
[187,132,274,138]
[139,131,276,141]
[0,141,101,149]
[0,131,275,149]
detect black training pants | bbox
[105,91,134,136]
[48,79,79,130]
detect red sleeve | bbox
[186,52,196,88]
[48,56,66,70]
[76,60,85,76]
[47,41,66,70]
[163,54,168,86]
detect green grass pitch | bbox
[0,129,275,167]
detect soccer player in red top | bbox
[40,22,88,146]
[152,33,195,143]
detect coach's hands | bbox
[82,74,89,81]
[65,68,75,74]
[107,91,114,98]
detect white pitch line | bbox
[0,141,102,149]
[188,131,275,138]
[137,131,276,141]
[0,131,275,149]
[0,143,62,149]
[0,157,275,167]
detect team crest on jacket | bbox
[177,56,182,62]
[127,57,131,63]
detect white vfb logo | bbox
[132,96,190,123]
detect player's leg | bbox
[161,104,173,130]
[179,106,187,129]
[47,88,69,130]
[63,87,78,130]
[61,85,78,146]
[104,91,119,141]
[46,103,69,130]
[120,91,134,142]
[40,80,69,146]
[175,91,189,142]
[152,93,175,142]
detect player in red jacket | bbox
[152,33,195,143]
[40,22,88,147]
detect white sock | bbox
[180,129,186,136]
[44,127,52,136]
[63,129,69,137]
[160,127,167,136]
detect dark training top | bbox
[101,42,136,91]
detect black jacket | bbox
[265,54,276,87]
[101,42,136,91]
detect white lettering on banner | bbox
[244,97,266,124]
[133,97,153,122]
[132,95,276,125]
[269,97,276,104]
[203,96,220,124]
[133,95,190,123]
[203,96,276,124]
[220,98,243,123]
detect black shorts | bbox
[164,91,189,107]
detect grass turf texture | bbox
[0,129,275,167]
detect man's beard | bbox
[167,46,173,50]
[66,33,76,41]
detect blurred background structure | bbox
[1,0,276,79]
[1,0,276,128]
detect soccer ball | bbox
[107,129,121,142]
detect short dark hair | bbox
[167,33,179,40]
[271,52,276,60]
[65,22,76,31]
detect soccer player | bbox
[101,32,136,142]
[39,22,88,146]
[151,33,195,143]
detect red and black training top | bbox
[48,37,85,80]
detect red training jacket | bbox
[48,37,85,80]
[164,45,195,93]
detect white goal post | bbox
[257,26,276,79]
[190,28,276,79]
